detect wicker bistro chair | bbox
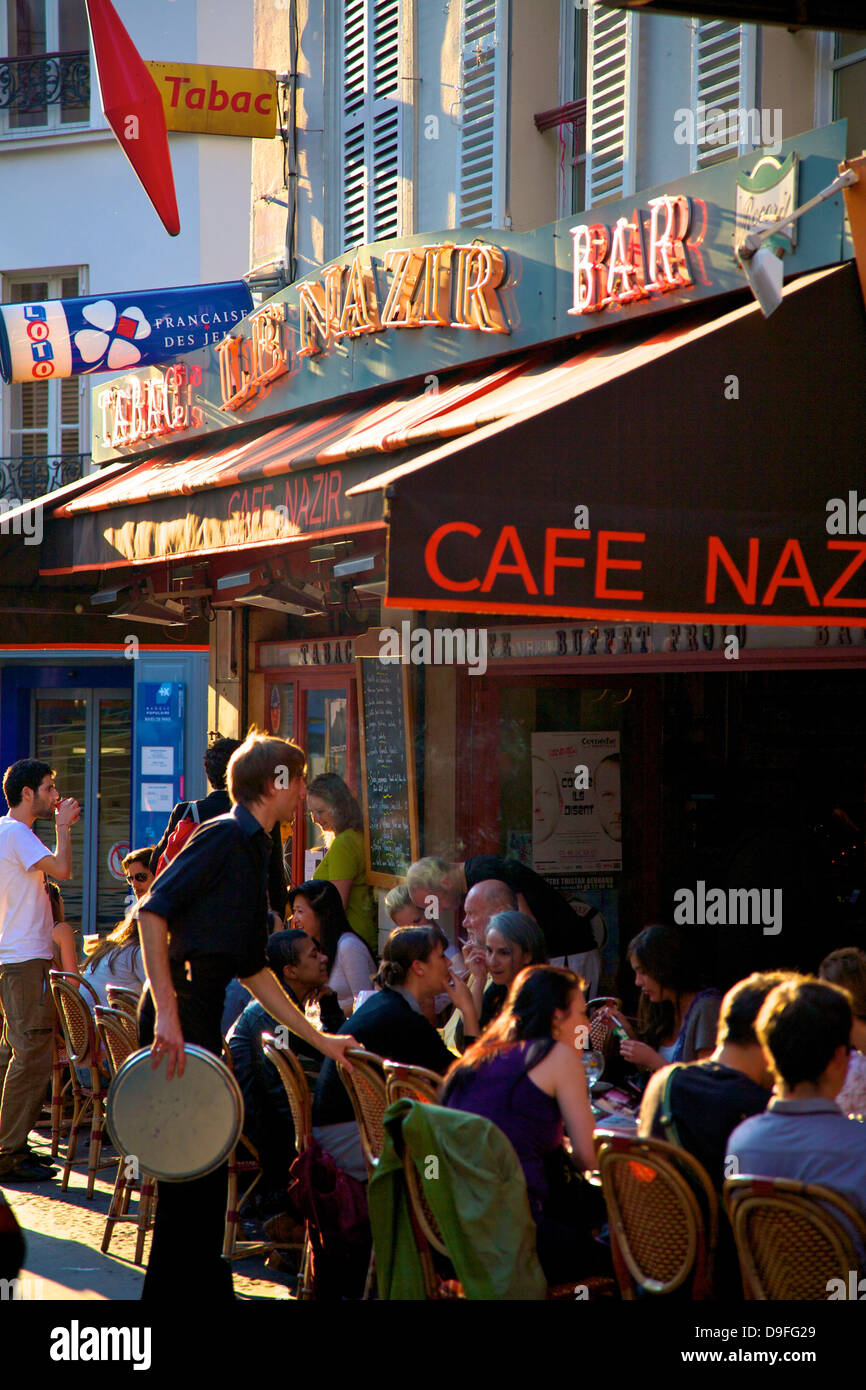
[49,971,112,1198]
[336,1048,388,1298]
[389,1113,615,1301]
[597,1135,719,1299]
[220,1041,271,1262]
[336,1048,388,1175]
[94,1006,156,1266]
[724,1176,866,1300]
[391,1114,461,1300]
[384,1061,442,1107]
[105,986,141,1022]
[262,1033,315,1299]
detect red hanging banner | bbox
[84,0,180,236]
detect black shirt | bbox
[139,804,272,981]
[464,856,596,957]
[639,1060,770,1189]
[151,789,288,917]
[313,988,455,1127]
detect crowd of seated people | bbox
[30,794,866,1303]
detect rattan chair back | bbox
[724,1176,866,1300]
[597,1135,718,1298]
[50,971,100,1067]
[336,1048,387,1174]
[93,1006,137,1076]
[262,1034,313,1153]
[105,986,140,1021]
[384,1061,442,1106]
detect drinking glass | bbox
[582,1049,604,1089]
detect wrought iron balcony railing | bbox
[0,453,89,503]
[0,51,90,118]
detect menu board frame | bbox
[355,656,420,888]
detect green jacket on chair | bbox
[368,1099,548,1300]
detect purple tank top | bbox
[444,1043,563,1219]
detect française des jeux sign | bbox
[91,122,848,464]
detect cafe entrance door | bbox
[33,687,132,934]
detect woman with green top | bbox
[306,773,376,953]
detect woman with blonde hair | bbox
[819,946,866,1115]
[306,773,375,951]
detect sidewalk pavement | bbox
[2,1135,293,1301]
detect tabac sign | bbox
[92,121,849,464]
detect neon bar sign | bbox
[569,195,694,314]
[296,243,509,357]
[96,363,204,449]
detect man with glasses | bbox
[122,848,155,902]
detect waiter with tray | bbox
[132,731,356,1302]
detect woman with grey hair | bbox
[476,910,548,1031]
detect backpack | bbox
[154,801,201,876]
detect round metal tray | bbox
[106,1045,244,1181]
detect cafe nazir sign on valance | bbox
[92,122,847,464]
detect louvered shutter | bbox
[341,0,402,249]
[457,0,507,228]
[691,20,756,170]
[585,5,638,209]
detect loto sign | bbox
[144,62,277,139]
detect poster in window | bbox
[531,731,622,873]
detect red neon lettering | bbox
[705,537,760,605]
[595,530,645,600]
[326,470,341,525]
[543,529,588,596]
[480,526,538,594]
[646,195,692,291]
[761,539,820,607]
[425,522,481,592]
[309,472,325,526]
[823,541,866,607]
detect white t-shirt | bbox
[0,814,54,964]
[329,932,377,1014]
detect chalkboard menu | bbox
[356,657,419,886]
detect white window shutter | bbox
[691,19,757,170]
[585,5,638,209]
[341,0,402,249]
[457,0,508,228]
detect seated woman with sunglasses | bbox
[442,965,609,1284]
